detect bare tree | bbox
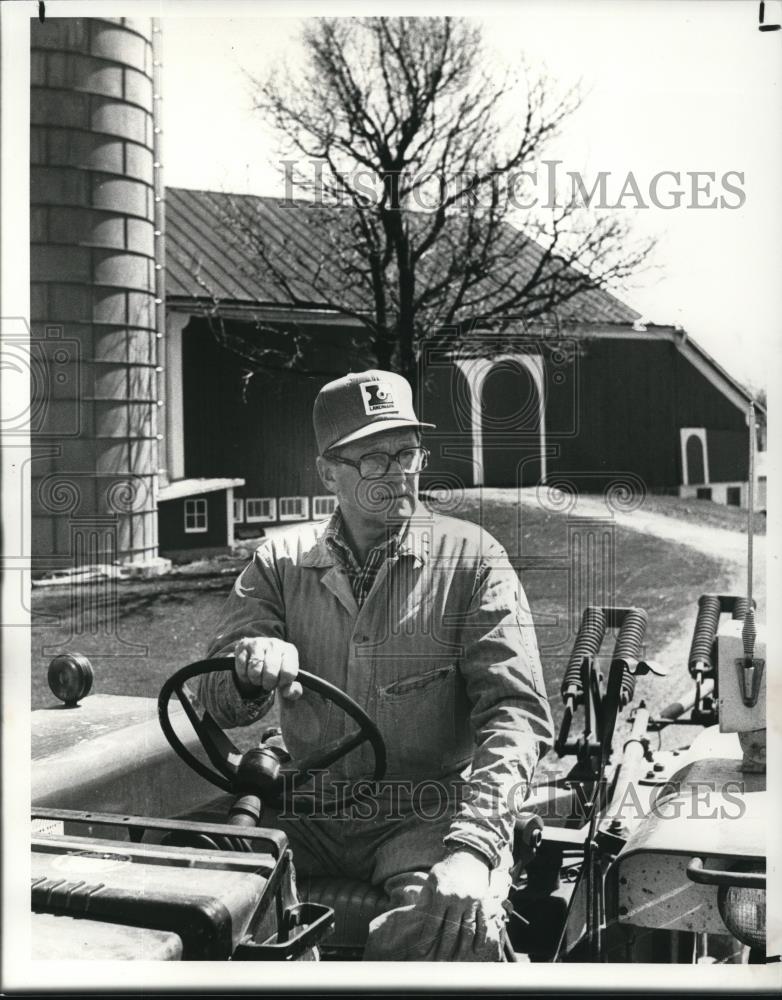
[204,17,654,388]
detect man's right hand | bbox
[233,637,303,701]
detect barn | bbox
[27,16,762,572]
[161,187,762,545]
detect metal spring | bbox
[561,606,606,701]
[742,606,757,659]
[688,594,721,677]
[611,607,648,705]
[732,597,750,621]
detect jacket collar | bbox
[300,502,431,568]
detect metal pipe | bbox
[603,706,650,828]
[659,678,714,721]
[743,401,757,661]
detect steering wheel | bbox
[158,658,387,810]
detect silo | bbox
[30,16,162,567]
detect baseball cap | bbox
[313,370,436,454]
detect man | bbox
[196,369,553,961]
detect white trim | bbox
[676,338,750,416]
[529,324,754,415]
[680,481,749,508]
[279,496,309,521]
[165,311,189,482]
[246,497,276,523]
[448,324,756,418]
[159,476,244,502]
[540,323,655,340]
[680,427,710,485]
[226,488,235,548]
[233,497,245,523]
[167,301,366,328]
[183,497,208,534]
[313,495,338,518]
[453,352,547,486]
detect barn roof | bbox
[164,187,641,327]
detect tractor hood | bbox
[610,726,766,936]
[33,693,218,817]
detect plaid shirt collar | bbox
[302,503,430,570]
[324,507,408,607]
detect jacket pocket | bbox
[381,664,457,697]
[375,663,470,777]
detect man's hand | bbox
[416,848,497,960]
[234,637,303,701]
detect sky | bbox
[159,0,782,392]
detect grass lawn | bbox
[31,491,738,726]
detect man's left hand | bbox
[416,848,495,960]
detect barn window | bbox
[246,498,276,523]
[696,487,712,501]
[279,496,309,521]
[233,498,244,523]
[726,486,741,506]
[313,495,337,518]
[184,498,208,533]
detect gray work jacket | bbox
[197,504,554,868]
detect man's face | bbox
[318,428,422,527]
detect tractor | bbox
[31,586,769,965]
[30,409,771,968]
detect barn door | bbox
[680,427,710,485]
[480,359,543,487]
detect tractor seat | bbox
[297,876,389,957]
[296,814,545,957]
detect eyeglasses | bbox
[325,445,430,480]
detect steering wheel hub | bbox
[158,658,387,810]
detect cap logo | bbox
[360,381,399,415]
